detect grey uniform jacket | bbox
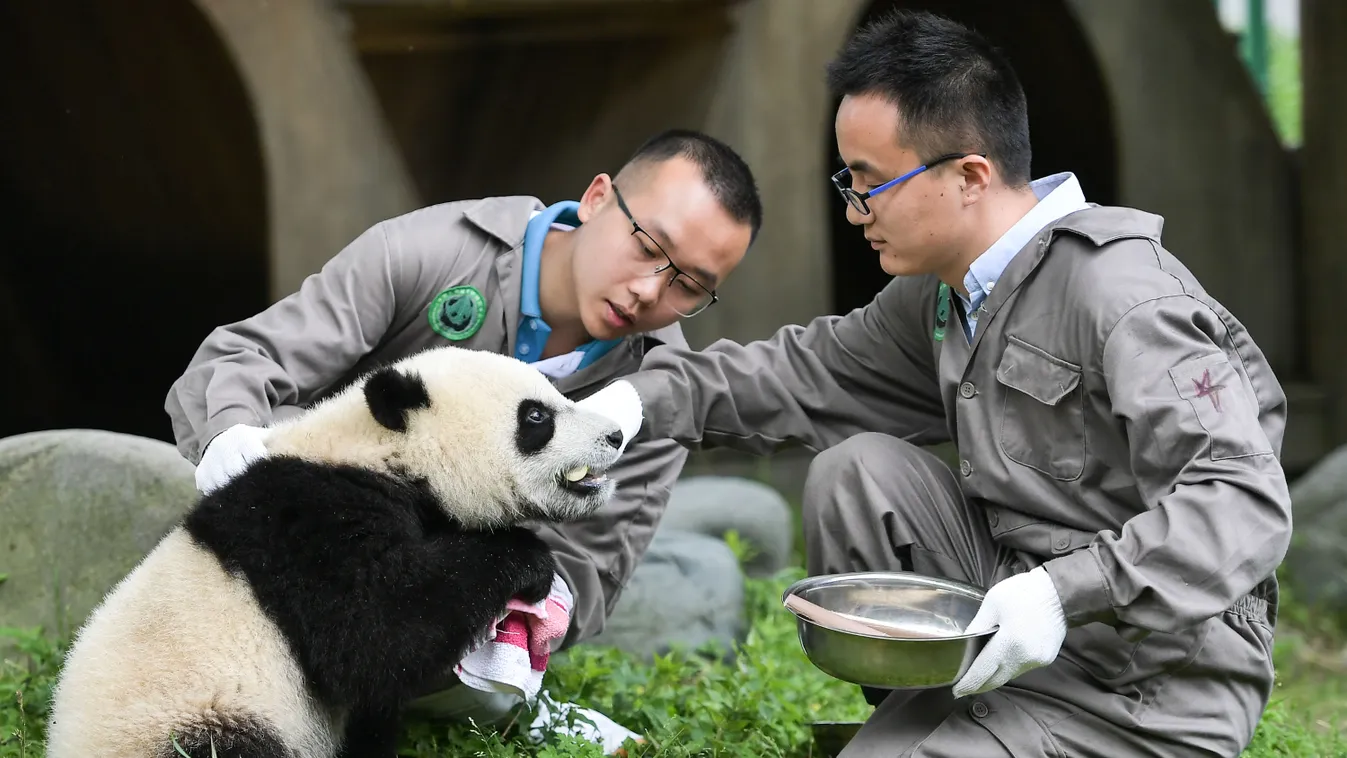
[164,196,691,648]
[625,205,1291,648]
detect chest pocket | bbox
[995,335,1087,481]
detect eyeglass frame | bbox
[831,152,986,216]
[611,183,719,317]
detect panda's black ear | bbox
[364,366,431,432]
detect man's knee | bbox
[802,433,951,521]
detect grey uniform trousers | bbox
[803,433,1276,758]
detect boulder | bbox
[585,529,746,660]
[661,475,795,578]
[1285,444,1347,618]
[0,429,197,645]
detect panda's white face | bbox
[262,346,627,529]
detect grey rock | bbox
[0,429,197,644]
[585,529,745,660]
[662,475,795,577]
[1290,444,1347,524]
[1284,444,1347,615]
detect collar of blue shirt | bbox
[956,172,1091,334]
[516,201,623,373]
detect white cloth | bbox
[531,351,586,378]
[194,423,268,494]
[454,573,574,703]
[957,171,1091,340]
[952,566,1068,697]
[526,690,645,754]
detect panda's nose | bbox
[604,429,624,449]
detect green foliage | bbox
[2,568,1344,758]
[1265,31,1302,147]
[0,627,59,758]
[398,565,872,757]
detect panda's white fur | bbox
[45,528,342,758]
[45,345,628,758]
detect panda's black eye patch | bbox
[516,399,555,456]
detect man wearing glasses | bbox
[585,10,1289,757]
[163,128,762,746]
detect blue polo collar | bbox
[515,201,622,369]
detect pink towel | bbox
[454,573,573,701]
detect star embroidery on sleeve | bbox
[1192,368,1227,412]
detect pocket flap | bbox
[995,337,1081,406]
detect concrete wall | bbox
[340,0,1300,366]
[1065,0,1300,374]
[196,0,422,302]
[346,0,866,350]
[682,0,869,347]
[2,0,1326,464]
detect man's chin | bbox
[878,250,926,278]
[878,256,908,277]
[581,307,632,341]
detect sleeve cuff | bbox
[1043,548,1118,627]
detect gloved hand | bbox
[195,423,269,494]
[951,566,1067,698]
[574,380,643,456]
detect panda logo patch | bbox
[429,285,487,341]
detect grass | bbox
[3,560,1345,758]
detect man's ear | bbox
[958,155,994,205]
[576,173,614,224]
[364,366,430,432]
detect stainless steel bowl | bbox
[783,571,996,689]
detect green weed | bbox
[2,569,1343,757]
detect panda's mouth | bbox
[558,464,608,494]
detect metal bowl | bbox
[783,571,996,690]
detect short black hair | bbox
[826,9,1032,186]
[620,128,764,244]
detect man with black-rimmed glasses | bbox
[164,128,763,753]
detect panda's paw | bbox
[519,572,556,606]
[514,550,559,606]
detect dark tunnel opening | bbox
[0,1,269,444]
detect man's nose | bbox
[629,274,663,304]
[845,202,871,226]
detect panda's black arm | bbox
[185,458,557,714]
[288,524,558,712]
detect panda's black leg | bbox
[337,707,402,758]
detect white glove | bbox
[574,380,643,456]
[952,566,1067,698]
[195,423,269,494]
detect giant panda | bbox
[45,344,631,758]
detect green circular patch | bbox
[428,285,487,341]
